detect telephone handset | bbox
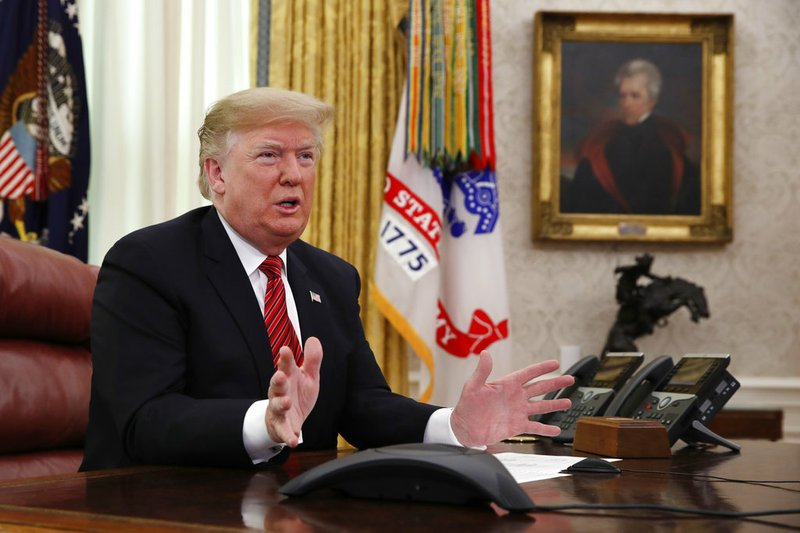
[603,355,675,420]
[537,352,645,443]
[605,353,741,451]
[539,355,601,403]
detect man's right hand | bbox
[265,336,323,447]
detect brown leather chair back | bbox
[0,236,98,480]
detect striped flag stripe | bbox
[2,175,34,198]
[0,130,35,199]
[0,133,21,167]
[0,143,22,175]
[0,154,30,178]
[0,162,34,198]
[0,131,14,153]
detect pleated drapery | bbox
[266,0,411,395]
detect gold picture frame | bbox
[532,12,733,242]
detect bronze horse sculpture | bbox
[603,254,710,354]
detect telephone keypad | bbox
[551,387,615,443]
[632,392,696,436]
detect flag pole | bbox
[33,0,49,201]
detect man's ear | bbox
[205,158,225,194]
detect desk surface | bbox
[0,440,798,532]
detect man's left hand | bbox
[265,337,323,447]
[450,352,575,448]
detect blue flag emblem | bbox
[434,167,500,238]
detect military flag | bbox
[373,0,510,406]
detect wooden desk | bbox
[709,409,784,441]
[0,440,797,532]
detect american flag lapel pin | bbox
[310,291,321,303]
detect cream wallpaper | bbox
[489,0,799,432]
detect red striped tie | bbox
[259,256,303,367]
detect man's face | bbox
[206,122,318,255]
[618,74,655,125]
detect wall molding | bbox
[727,376,800,443]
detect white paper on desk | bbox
[494,453,620,484]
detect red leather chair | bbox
[0,236,98,480]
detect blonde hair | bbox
[197,87,334,199]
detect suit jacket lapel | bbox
[201,208,274,396]
[286,243,327,345]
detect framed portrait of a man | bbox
[532,12,733,242]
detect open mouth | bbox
[278,199,299,208]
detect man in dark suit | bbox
[81,88,573,470]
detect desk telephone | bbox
[540,353,741,451]
[537,352,645,443]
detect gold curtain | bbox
[264,0,411,394]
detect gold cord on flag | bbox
[33,0,49,201]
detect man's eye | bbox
[299,152,316,164]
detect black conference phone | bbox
[536,352,645,443]
[280,443,534,512]
[605,353,741,451]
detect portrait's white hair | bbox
[614,59,663,103]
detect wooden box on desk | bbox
[573,417,672,458]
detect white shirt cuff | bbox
[243,399,292,464]
[423,408,486,450]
